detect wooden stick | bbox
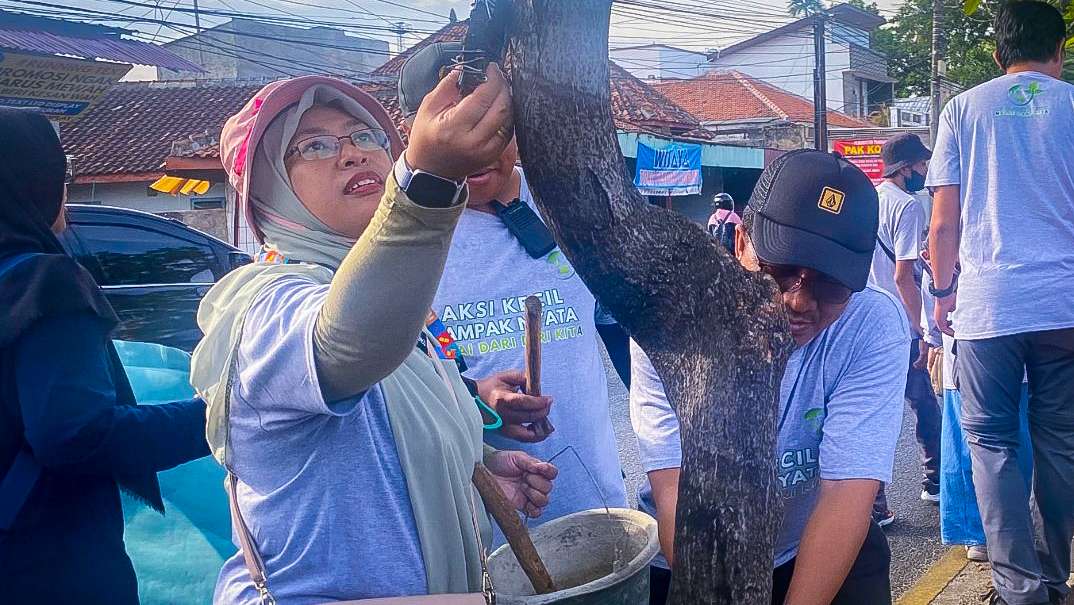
[524,295,554,437]
[472,463,557,594]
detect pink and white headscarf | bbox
[220,76,404,268]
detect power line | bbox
[4,0,443,35]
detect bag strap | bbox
[228,472,276,605]
[876,237,925,287]
[0,253,45,532]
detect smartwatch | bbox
[394,154,466,208]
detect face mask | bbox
[905,169,926,193]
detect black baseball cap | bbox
[747,149,879,291]
[398,41,463,118]
[881,133,931,177]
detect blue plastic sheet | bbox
[939,386,1033,546]
[113,340,230,605]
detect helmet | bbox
[713,192,734,209]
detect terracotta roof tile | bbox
[66,21,707,178]
[371,20,468,78]
[373,18,704,135]
[62,82,262,178]
[652,71,870,129]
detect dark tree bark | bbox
[503,2,795,603]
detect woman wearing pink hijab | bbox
[192,68,556,604]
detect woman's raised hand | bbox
[405,63,513,182]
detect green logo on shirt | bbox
[804,407,825,433]
[546,250,576,280]
[1008,82,1042,106]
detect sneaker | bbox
[873,509,895,527]
[980,587,1008,604]
[920,488,940,503]
[966,544,989,562]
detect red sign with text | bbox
[832,138,886,184]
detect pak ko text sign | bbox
[832,138,886,184]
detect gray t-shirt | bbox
[630,286,909,568]
[432,169,627,534]
[926,71,1074,340]
[868,180,925,307]
[215,276,425,604]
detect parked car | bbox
[60,204,251,351]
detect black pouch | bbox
[495,199,557,259]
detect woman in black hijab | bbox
[0,109,210,603]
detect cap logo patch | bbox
[818,187,845,214]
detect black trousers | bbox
[647,521,891,605]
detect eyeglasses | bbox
[758,261,853,305]
[285,129,390,161]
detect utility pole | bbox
[929,0,945,146]
[812,11,828,151]
[192,0,206,70]
[392,21,408,54]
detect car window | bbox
[74,223,218,286]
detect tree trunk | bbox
[504,2,794,603]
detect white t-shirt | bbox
[432,169,627,537]
[630,286,910,568]
[925,71,1074,340]
[868,180,925,307]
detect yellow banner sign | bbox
[0,51,131,118]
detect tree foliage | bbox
[787,0,825,17]
[872,0,1073,98]
[872,0,999,97]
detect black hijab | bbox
[0,109,163,512]
[0,109,116,348]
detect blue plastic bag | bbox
[113,340,231,605]
[939,386,1033,545]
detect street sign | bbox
[634,141,703,197]
[0,50,131,119]
[832,138,886,184]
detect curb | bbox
[896,547,969,605]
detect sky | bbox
[0,0,907,79]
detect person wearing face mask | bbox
[0,110,210,604]
[194,69,557,604]
[865,132,942,526]
[630,150,910,605]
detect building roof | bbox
[66,19,708,180]
[62,82,263,180]
[651,70,870,129]
[715,3,885,59]
[0,10,203,72]
[371,20,468,78]
[609,43,709,56]
[63,79,421,180]
[372,18,704,135]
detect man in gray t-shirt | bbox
[632,150,909,605]
[926,4,1074,604]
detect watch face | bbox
[408,171,461,207]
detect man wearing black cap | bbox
[630,150,910,604]
[867,133,942,525]
[398,43,634,534]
